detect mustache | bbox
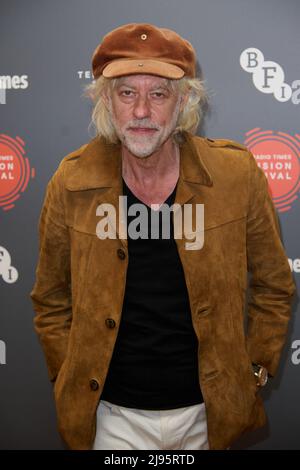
[126,120,160,130]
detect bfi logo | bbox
[0,246,18,283]
[240,48,300,104]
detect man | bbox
[30,23,296,450]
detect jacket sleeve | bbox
[30,161,72,383]
[245,151,296,377]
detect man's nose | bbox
[133,95,151,120]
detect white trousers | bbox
[92,400,210,450]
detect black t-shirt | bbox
[100,178,204,409]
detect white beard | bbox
[108,97,182,158]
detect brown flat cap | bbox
[92,23,197,79]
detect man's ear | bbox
[103,90,114,114]
[179,93,189,113]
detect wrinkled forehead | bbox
[112,74,172,90]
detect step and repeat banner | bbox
[0,0,299,450]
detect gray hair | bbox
[83,74,209,143]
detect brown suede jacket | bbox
[30,131,296,449]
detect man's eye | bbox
[152,92,165,98]
[121,90,134,96]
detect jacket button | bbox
[117,248,126,260]
[89,378,99,391]
[197,305,212,317]
[105,318,116,329]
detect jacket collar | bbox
[65,131,213,191]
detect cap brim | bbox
[102,58,185,79]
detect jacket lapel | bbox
[65,132,213,248]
